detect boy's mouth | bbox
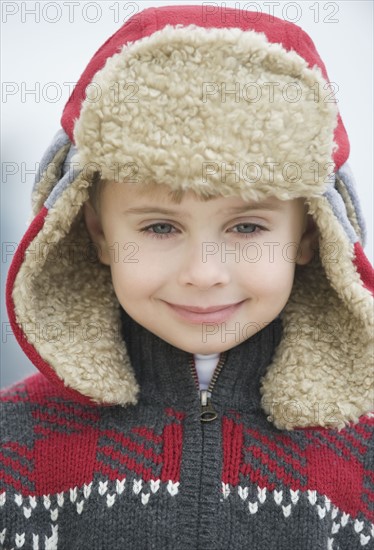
[163,301,245,324]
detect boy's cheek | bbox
[241,264,295,294]
[99,238,141,266]
[110,263,163,303]
[237,242,301,267]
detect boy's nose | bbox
[177,241,231,289]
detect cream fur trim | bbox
[73,25,338,201]
[261,195,374,430]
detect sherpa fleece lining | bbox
[261,195,373,429]
[25,165,139,406]
[73,25,338,202]
[11,25,374,429]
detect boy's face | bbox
[84,182,316,354]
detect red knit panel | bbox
[305,442,364,519]
[160,413,184,484]
[94,408,185,484]
[222,416,244,486]
[225,413,374,521]
[0,375,101,495]
[353,241,374,294]
[61,5,349,169]
[33,428,99,495]
[30,393,101,494]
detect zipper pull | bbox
[200,390,218,422]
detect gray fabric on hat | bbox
[323,184,358,245]
[336,162,367,246]
[33,129,71,192]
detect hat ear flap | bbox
[260,167,374,430]
[8,128,140,406]
[31,129,72,216]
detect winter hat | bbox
[6,5,373,430]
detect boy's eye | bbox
[232,223,259,234]
[140,223,176,238]
[149,223,173,234]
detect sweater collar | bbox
[120,308,282,414]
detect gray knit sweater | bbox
[1,311,373,549]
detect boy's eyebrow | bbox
[224,201,283,213]
[123,201,282,217]
[123,207,186,215]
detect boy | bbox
[1,5,373,549]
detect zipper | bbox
[189,353,227,422]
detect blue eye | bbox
[140,223,176,239]
[233,223,257,233]
[149,223,173,234]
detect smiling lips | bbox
[164,301,244,324]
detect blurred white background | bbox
[1,0,373,387]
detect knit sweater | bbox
[1,311,373,550]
